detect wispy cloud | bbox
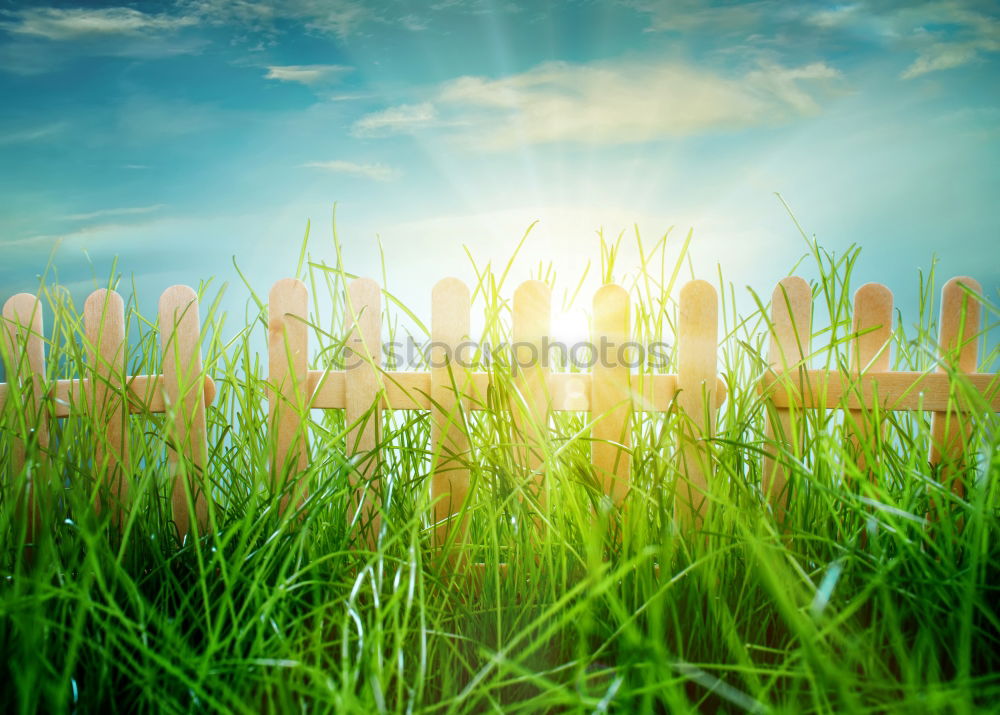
[0,6,204,73]
[622,0,765,34]
[0,7,197,40]
[805,4,865,30]
[354,58,843,149]
[189,0,474,37]
[62,204,166,222]
[1,214,218,291]
[624,0,999,80]
[264,64,353,85]
[116,96,223,138]
[352,102,438,137]
[902,41,983,78]
[328,93,372,102]
[0,121,67,145]
[188,0,373,39]
[900,3,999,78]
[302,160,401,182]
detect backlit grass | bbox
[1,221,998,714]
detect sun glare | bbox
[549,308,590,346]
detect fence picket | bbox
[1,293,48,542]
[159,285,209,539]
[762,277,812,523]
[84,290,129,521]
[512,280,552,512]
[930,277,982,500]
[592,284,631,506]
[4,267,997,552]
[675,280,718,530]
[268,278,309,510]
[430,278,472,554]
[847,283,893,477]
[345,278,383,541]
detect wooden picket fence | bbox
[2,274,998,550]
[267,277,726,550]
[761,276,999,520]
[0,287,216,542]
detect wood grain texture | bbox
[1,293,48,542]
[591,284,631,506]
[268,279,309,509]
[344,278,383,541]
[930,276,982,499]
[84,289,129,521]
[430,277,472,552]
[847,283,893,476]
[159,285,208,539]
[762,277,811,524]
[674,280,718,530]
[512,280,552,510]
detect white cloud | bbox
[264,64,352,85]
[806,4,864,30]
[270,0,370,37]
[302,160,401,182]
[355,58,843,150]
[902,41,982,77]
[0,121,67,145]
[622,0,769,33]
[187,0,372,38]
[745,61,841,114]
[352,102,438,136]
[0,6,205,72]
[188,0,479,36]
[62,205,166,222]
[900,4,999,78]
[624,0,999,81]
[328,93,371,102]
[895,1,1000,78]
[429,0,522,13]
[1,7,196,40]
[0,214,233,292]
[399,14,429,31]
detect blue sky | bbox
[0,0,997,329]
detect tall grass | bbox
[1,222,998,714]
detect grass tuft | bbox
[1,221,998,713]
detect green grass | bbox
[1,220,998,714]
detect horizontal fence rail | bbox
[0,287,216,541]
[268,277,727,552]
[2,273,997,552]
[760,276,999,522]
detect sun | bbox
[548,307,590,347]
